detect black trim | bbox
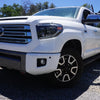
[83,54,100,66]
[0,49,26,72]
[0,18,27,21]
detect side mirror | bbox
[82,14,100,24]
[82,19,100,24]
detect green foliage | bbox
[0,4,24,17]
[27,4,37,15]
[0,2,56,17]
[36,3,42,11]
[42,2,49,9]
[82,3,91,9]
[50,3,56,8]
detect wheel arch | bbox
[61,39,82,56]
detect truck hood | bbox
[0,16,78,24]
[0,16,29,21]
[28,16,78,23]
[0,16,30,24]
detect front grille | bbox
[0,24,32,44]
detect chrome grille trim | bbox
[0,24,32,44]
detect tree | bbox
[0,2,56,17]
[22,0,31,15]
[82,3,90,9]
[28,4,37,15]
[0,4,24,17]
[0,4,9,16]
[12,3,24,16]
[42,2,49,9]
[50,3,55,8]
[36,3,42,11]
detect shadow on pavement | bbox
[0,61,99,100]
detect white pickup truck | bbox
[0,6,100,86]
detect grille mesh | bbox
[0,24,32,44]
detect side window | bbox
[86,15,100,28]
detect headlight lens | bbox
[36,23,63,39]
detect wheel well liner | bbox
[61,40,82,55]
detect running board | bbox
[83,54,100,66]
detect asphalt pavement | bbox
[0,61,99,100]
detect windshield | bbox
[34,7,80,18]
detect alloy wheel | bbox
[54,54,78,82]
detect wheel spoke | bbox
[55,69,62,78]
[68,55,76,65]
[70,66,78,75]
[62,74,70,82]
[58,56,65,66]
[55,54,79,83]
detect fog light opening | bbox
[37,58,47,67]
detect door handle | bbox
[84,30,87,33]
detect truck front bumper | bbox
[0,49,60,75]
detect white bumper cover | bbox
[26,53,60,75]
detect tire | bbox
[51,48,83,87]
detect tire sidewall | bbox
[52,48,83,87]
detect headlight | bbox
[36,23,63,39]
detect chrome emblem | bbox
[0,27,4,36]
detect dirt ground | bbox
[0,61,99,100]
